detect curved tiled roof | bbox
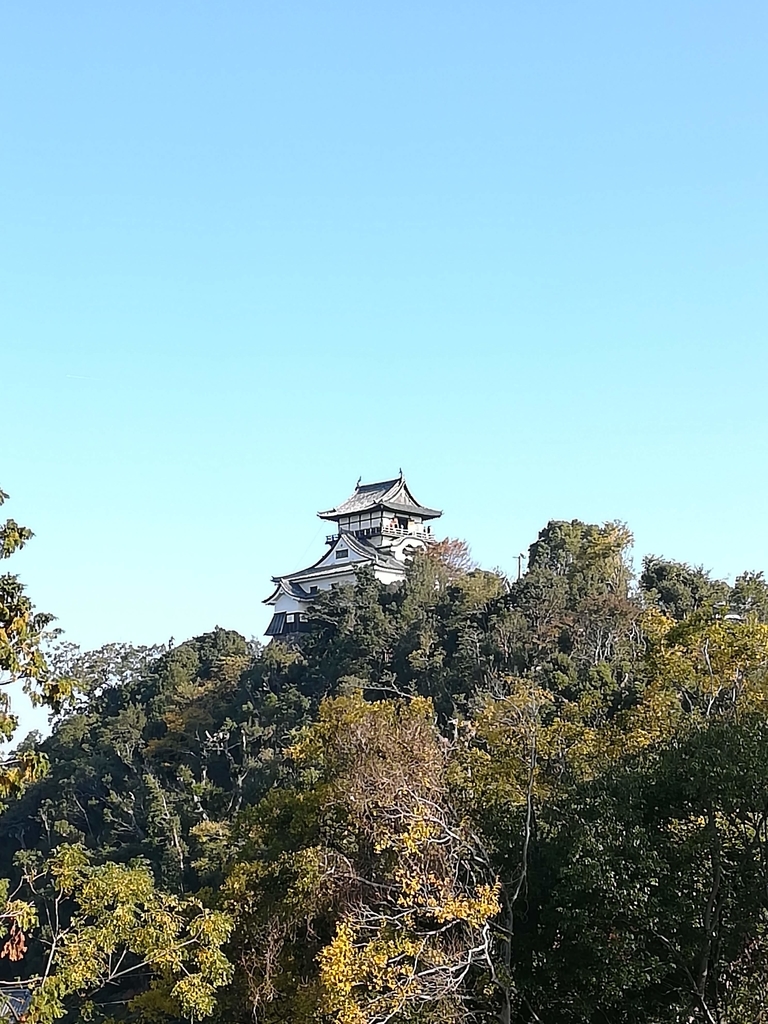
[263,531,407,603]
[262,577,312,605]
[318,475,441,521]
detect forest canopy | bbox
[3,490,768,1023]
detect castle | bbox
[264,473,442,638]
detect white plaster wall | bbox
[273,592,311,615]
[374,566,407,586]
[317,541,368,570]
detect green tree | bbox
[731,570,768,622]
[6,844,232,1023]
[641,556,730,620]
[0,488,61,800]
[529,714,768,1023]
[223,693,500,1023]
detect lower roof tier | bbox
[263,531,408,606]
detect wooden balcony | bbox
[327,525,434,545]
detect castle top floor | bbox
[318,474,442,548]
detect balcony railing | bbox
[326,526,434,544]
[381,525,432,539]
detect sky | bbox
[2,1,768,731]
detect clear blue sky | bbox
[3,1,768,679]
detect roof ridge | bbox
[356,477,400,492]
[318,475,441,521]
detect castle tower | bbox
[263,473,442,638]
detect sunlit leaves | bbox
[17,845,233,1023]
[228,693,500,1022]
[0,488,58,804]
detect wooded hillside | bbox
[3,493,768,1023]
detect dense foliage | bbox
[3,494,768,1022]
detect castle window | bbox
[336,549,348,559]
[310,585,318,594]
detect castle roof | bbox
[318,474,441,522]
[263,532,405,605]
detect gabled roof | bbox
[263,532,405,604]
[275,531,402,582]
[318,474,442,522]
[262,577,313,606]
